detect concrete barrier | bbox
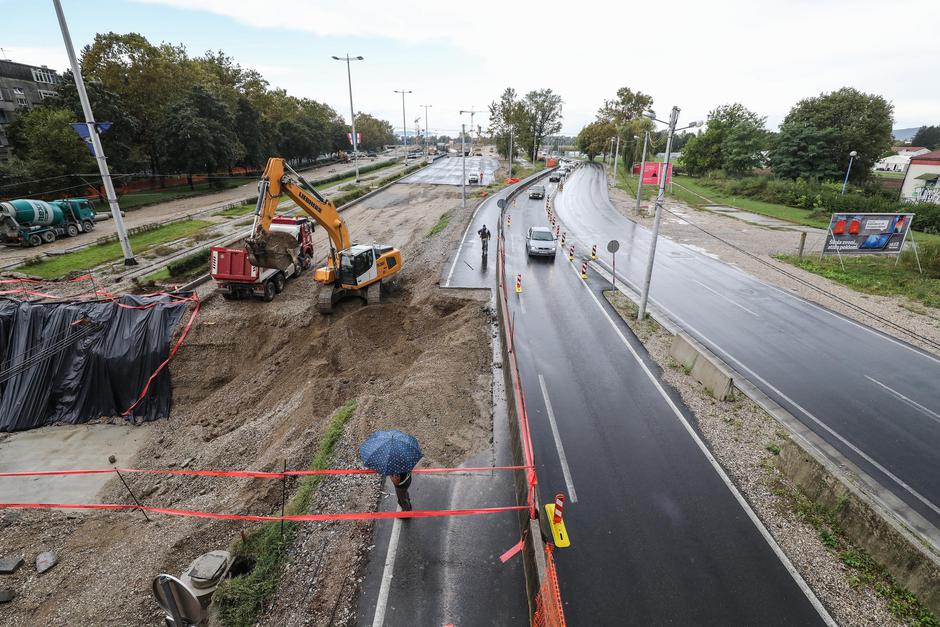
[668,333,734,400]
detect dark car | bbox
[528,185,546,199]
[548,172,561,182]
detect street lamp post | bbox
[332,54,364,182]
[53,0,136,265]
[638,108,703,320]
[394,89,412,156]
[613,132,621,183]
[635,131,649,213]
[508,128,514,177]
[841,150,858,195]
[420,104,432,159]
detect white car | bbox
[525,226,557,257]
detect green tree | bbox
[158,86,238,188]
[4,107,94,179]
[488,87,528,159]
[522,88,564,161]
[576,120,615,161]
[681,103,766,176]
[910,125,940,150]
[769,124,842,181]
[781,87,893,182]
[597,87,654,126]
[353,113,396,152]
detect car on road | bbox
[548,172,561,182]
[529,185,546,199]
[525,226,557,257]
[367,150,377,158]
[468,174,479,184]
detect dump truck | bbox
[210,216,314,302]
[0,198,97,247]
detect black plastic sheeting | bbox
[0,294,190,432]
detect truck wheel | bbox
[261,280,276,302]
[273,272,286,293]
[66,224,79,237]
[42,231,56,243]
[82,220,95,233]
[28,234,42,247]
[221,291,236,301]
[365,282,381,306]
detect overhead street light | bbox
[637,108,703,320]
[842,150,858,195]
[420,104,432,159]
[394,89,413,156]
[635,130,650,213]
[332,54,364,182]
[459,109,481,209]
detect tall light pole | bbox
[53,0,135,265]
[394,89,412,155]
[332,54,364,182]
[635,130,649,212]
[460,123,467,209]
[508,128,514,177]
[612,132,622,183]
[638,108,703,320]
[420,104,432,159]
[841,150,858,195]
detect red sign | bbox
[638,162,672,185]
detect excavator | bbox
[245,157,402,314]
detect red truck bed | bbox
[210,246,261,283]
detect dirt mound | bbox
[0,184,494,625]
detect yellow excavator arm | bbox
[247,157,350,275]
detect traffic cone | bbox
[555,225,560,237]
[580,261,588,279]
[507,214,512,226]
[515,274,522,293]
[553,493,565,524]
[591,245,597,260]
[561,232,566,246]
[568,245,574,261]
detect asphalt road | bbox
[556,164,940,535]
[499,185,829,624]
[402,155,499,186]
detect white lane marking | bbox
[569,263,835,625]
[371,514,402,627]
[865,376,940,427]
[538,374,578,503]
[690,278,760,317]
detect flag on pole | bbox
[70,122,112,156]
[347,132,362,146]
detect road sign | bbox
[497,198,506,210]
[607,240,620,253]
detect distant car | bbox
[367,150,377,158]
[526,226,557,257]
[548,172,561,182]
[529,185,546,199]
[468,174,480,184]
[406,152,421,160]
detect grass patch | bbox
[776,483,938,627]
[776,253,940,309]
[213,203,256,219]
[23,219,213,279]
[429,212,450,236]
[603,289,662,340]
[99,179,247,212]
[213,399,357,627]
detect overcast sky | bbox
[3,0,938,137]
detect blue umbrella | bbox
[359,430,423,475]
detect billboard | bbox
[632,162,672,185]
[823,213,914,255]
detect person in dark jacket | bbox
[390,472,412,511]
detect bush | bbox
[166,248,210,277]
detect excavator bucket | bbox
[245,231,299,271]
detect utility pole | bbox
[331,54,364,182]
[638,107,706,320]
[394,89,412,155]
[461,123,467,209]
[53,0,136,265]
[420,104,432,159]
[841,150,858,195]
[635,131,649,212]
[613,132,621,183]
[508,128,514,177]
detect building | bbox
[899,151,940,204]
[874,147,933,173]
[893,146,930,157]
[0,59,62,163]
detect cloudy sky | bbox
[3,0,938,136]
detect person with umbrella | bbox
[360,429,423,512]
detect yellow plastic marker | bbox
[544,503,570,548]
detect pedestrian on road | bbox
[478,224,491,256]
[390,472,413,511]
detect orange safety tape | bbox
[0,502,528,522]
[0,465,534,479]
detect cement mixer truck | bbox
[0,198,98,247]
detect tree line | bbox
[577,85,913,185]
[2,32,397,196]
[487,87,564,164]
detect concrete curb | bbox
[668,333,734,400]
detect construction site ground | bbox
[0,181,499,625]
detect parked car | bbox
[525,226,557,257]
[529,185,546,199]
[367,150,377,158]
[548,172,561,182]
[468,174,480,184]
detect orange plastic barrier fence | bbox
[532,544,567,627]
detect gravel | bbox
[608,186,940,357]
